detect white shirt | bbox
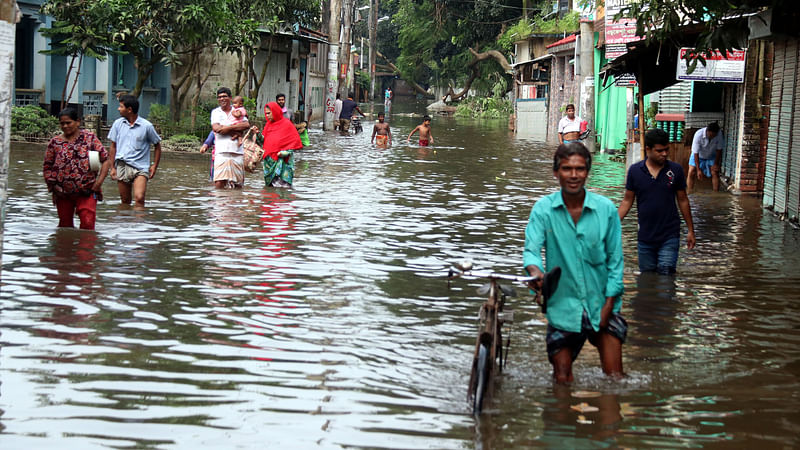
[334,99,343,120]
[211,107,244,155]
[691,127,725,160]
[558,115,582,134]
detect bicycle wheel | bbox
[472,342,491,415]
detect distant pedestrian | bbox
[688,122,725,192]
[618,128,696,275]
[333,93,343,131]
[384,87,393,111]
[339,92,365,135]
[371,112,392,148]
[108,94,162,207]
[276,93,293,120]
[43,107,110,229]
[210,87,251,189]
[407,115,434,146]
[557,104,582,145]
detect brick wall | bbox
[739,41,773,194]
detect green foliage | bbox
[454,97,513,119]
[11,106,60,136]
[355,70,371,90]
[164,134,201,144]
[614,0,785,70]
[534,10,580,33]
[498,19,535,54]
[148,95,263,140]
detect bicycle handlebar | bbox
[447,266,539,284]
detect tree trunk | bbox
[61,54,77,110]
[170,50,197,121]
[65,53,83,110]
[441,47,513,102]
[375,50,433,98]
[190,51,216,130]
[250,35,274,104]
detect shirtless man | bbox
[407,115,434,146]
[558,104,582,144]
[371,112,392,148]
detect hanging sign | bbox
[676,48,746,83]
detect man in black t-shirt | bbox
[338,92,365,134]
[618,128,696,274]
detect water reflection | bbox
[2,102,800,448]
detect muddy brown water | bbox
[2,101,799,448]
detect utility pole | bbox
[324,0,342,130]
[338,0,353,98]
[368,0,378,101]
[579,18,595,152]
[0,0,17,262]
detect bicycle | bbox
[447,261,561,416]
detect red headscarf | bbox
[261,102,302,160]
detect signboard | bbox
[605,0,639,61]
[676,48,746,83]
[615,73,638,87]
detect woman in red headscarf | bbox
[261,101,302,188]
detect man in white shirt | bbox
[557,104,582,144]
[688,122,725,192]
[210,87,251,189]
[333,93,343,131]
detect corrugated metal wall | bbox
[764,38,800,219]
[255,52,290,113]
[656,81,692,114]
[721,84,743,179]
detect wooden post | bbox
[0,0,17,264]
[638,87,646,160]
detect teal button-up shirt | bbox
[523,189,624,333]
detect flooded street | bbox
[2,101,800,448]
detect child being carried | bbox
[229,96,249,146]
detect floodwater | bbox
[2,100,800,449]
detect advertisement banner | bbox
[676,48,746,83]
[605,0,639,61]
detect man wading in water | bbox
[524,143,626,383]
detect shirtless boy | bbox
[407,115,434,146]
[371,112,392,148]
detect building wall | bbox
[306,42,327,122]
[593,47,630,153]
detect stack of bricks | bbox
[739,41,773,194]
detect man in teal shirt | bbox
[524,142,626,383]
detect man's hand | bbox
[687,230,696,250]
[200,144,208,154]
[149,165,158,180]
[525,265,544,291]
[110,167,117,181]
[600,297,614,328]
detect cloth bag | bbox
[242,128,264,173]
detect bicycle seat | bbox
[540,266,561,314]
[476,283,516,297]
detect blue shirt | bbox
[523,190,624,333]
[625,159,686,244]
[107,116,161,171]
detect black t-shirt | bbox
[340,99,357,119]
[625,159,687,244]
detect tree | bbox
[39,0,118,110]
[618,0,797,71]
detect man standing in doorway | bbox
[524,142,626,384]
[108,94,162,208]
[618,128,696,275]
[688,122,725,192]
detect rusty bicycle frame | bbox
[447,262,540,416]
